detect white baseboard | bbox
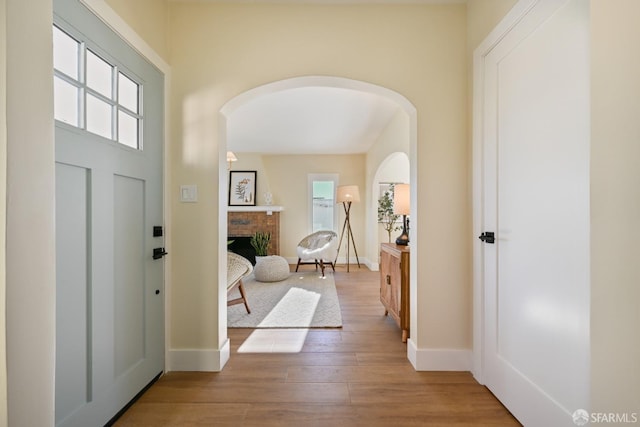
[365,260,379,271]
[407,339,472,371]
[168,339,230,372]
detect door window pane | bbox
[86,50,113,98]
[86,94,112,139]
[54,77,79,126]
[118,73,139,114]
[118,111,139,149]
[53,26,79,79]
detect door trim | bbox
[471,0,541,385]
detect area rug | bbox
[227,271,343,328]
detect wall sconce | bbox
[226,151,238,170]
[393,183,410,245]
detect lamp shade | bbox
[393,183,410,215]
[336,185,360,203]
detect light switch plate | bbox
[180,185,198,203]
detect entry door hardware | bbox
[478,232,495,244]
[153,226,163,237]
[153,248,168,260]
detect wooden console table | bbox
[379,243,410,342]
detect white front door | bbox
[54,1,165,426]
[475,1,590,426]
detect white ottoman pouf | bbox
[254,255,290,282]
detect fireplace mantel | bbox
[228,205,284,214]
[227,207,282,255]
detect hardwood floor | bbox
[115,266,520,426]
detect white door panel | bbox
[477,0,590,425]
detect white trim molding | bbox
[407,339,472,371]
[472,0,546,385]
[168,339,230,372]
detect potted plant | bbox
[377,184,401,243]
[250,231,271,257]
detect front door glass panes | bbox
[53,25,142,149]
[118,72,138,113]
[86,50,113,98]
[86,94,112,139]
[118,111,138,149]
[53,26,79,79]
[54,77,79,126]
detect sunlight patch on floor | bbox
[237,328,310,353]
[257,286,321,328]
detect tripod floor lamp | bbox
[335,185,360,272]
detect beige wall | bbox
[466,0,518,54]
[262,154,366,261]
[2,0,631,423]
[104,0,169,62]
[591,0,640,416]
[227,152,367,261]
[365,109,410,265]
[5,0,56,425]
[5,0,637,423]
[0,1,6,425]
[168,2,468,353]
[228,153,272,206]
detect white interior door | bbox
[54,0,165,425]
[475,1,590,426]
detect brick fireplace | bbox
[227,207,282,263]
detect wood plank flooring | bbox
[115,266,520,426]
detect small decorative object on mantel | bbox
[229,170,257,206]
[264,191,273,206]
[393,183,410,246]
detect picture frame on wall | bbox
[229,170,257,206]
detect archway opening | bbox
[218,76,418,364]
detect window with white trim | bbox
[308,174,338,233]
[53,25,142,149]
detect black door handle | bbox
[153,247,168,259]
[478,232,495,244]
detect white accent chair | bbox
[227,252,253,313]
[295,230,338,277]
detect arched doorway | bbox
[369,152,410,270]
[218,76,417,366]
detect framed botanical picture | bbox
[229,170,257,206]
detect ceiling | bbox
[227,86,401,155]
